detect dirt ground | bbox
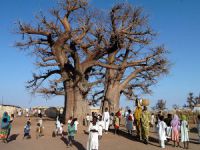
[0,117,200,150]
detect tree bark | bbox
[63,81,75,123]
[103,83,120,113]
[73,87,89,121]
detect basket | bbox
[142,99,150,106]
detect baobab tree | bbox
[15,0,110,121]
[96,4,169,112]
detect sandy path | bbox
[0,117,199,150]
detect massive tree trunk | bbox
[74,87,88,118]
[102,52,121,113]
[63,82,89,123]
[73,87,89,121]
[103,83,121,113]
[63,81,75,123]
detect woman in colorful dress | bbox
[0,112,10,142]
[141,106,150,144]
[171,114,180,147]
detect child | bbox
[164,114,172,142]
[126,109,134,135]
[86,114,90,126]
[197,115,200,143]
[60,123,64,136]
[97,115,104,139]
[171,114,180,147]
[150,113,155,129]
[109,113,114,129]
[55,117,63,136]
[114,112,120,135]
[87,116,99,150]
[181,115,189,149]
[74,118,79,133]
[158,116,167,148]
[36,121,43,139]
[23,121,31,139]
[67,119,76,147]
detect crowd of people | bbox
[1,106,200,150]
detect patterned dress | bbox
[141,110,150,141]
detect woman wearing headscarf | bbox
[0,112,11,142]
[171,114,180,147]
[141,106,150,144]
[181,115,189,149]
[134,100,143,140]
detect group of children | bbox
[23,113,44,139]
[157,114,190,149]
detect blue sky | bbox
[0,0,200,109]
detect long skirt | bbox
[142,127,149,141]
[0,129,8,140]
[171,129,179,142]
[87,133,99,150]
[181,129,189,142]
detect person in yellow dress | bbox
[134,99,143,140]
[141,106,150,144]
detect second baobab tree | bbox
[99,4,169,112]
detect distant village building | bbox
[0,104,21,118]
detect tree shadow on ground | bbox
[189,138,200,144]
[8,134,19,143]
[108,128,163,148]
[109,128,136,141]
[73,141,86,150]
[190,127,198,133]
